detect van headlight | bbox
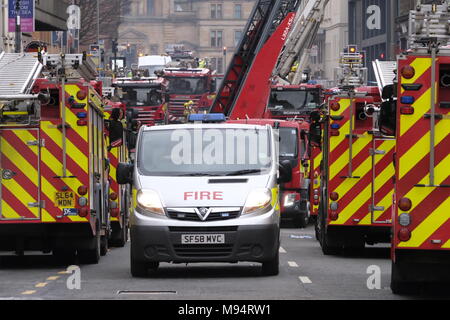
[136,189,165,215]
[243,189,272,215]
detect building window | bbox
[147,0,154,15]
[174,0,192,12]
[210,30,223,48]
[211,4,223,19]
[234,30,243,47]
[234,4,242,19]
[211,57,224,74]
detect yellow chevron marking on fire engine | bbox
[442,240,450,249]
[332,140,394,198]
[1,201,21,219]
[400,88,433,136]
[332,160,394,225]
[399,197,450,248]
[401,58,431,85]
[66,110,88,143]
[401,154,450,215]
[2,137,84,223]
[2,139,57,222]
[399,119,449,179]
[329,99,351,151]
[359,192,393,225]
[42,125,88,170]
[329,134,372,181]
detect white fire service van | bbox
[117,114,292,277]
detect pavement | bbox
[0,224,449,300]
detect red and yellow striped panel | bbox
[1,129,40,220]
[326,97,394,227]
[394,56,450,251]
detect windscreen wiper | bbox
[175,173,222,177]
[225,169,262,176]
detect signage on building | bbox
[363,0,386,39]
[8,0,35,33]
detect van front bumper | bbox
[130,223,279,264]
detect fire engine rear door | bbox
[0,129,41,221]
[370,137,395,224]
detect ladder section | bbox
[372,60,397,94]
[0,53,43,97]
[210,0,300,116]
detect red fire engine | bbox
[113,74,168,126]
[163,67,216,121]
[383,3,450,293]
[0,53,112,263]
[317,47,395,254]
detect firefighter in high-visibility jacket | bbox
[183,100,196,119]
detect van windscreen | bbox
[137,128,272,177]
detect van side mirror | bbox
[117,163,134,184]
[278,160,293,184]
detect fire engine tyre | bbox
[261,250,279,276]
[78,234,101,265]
[100,236,108,256]
[53,249,76,265]
[293,211,309,229]
[390,261,418,295]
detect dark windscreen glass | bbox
[119,87,162,107]
[138,128,272,177]
[279,128,298,159]
[269,89,320,112]
[167,77,208,95]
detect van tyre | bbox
[130,250,150,277]
[78,234,101,264]
[262,251,279,276]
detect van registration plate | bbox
[181,234,225,244]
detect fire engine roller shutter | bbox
[0,129,41,220]
[396,57,450,250]
[327,98,395,226]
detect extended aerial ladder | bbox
[209,0,301,119]
[274,0,329,85]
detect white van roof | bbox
[138,55,172,67]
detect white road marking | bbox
[299,276,312,284]
[279,247,287,253]
[21,290,36,295]
[35,283,47,288]
[47,276,60,281]
[288,261,299,268]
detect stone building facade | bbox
[118,0,256,72]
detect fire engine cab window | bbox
[138,129,272,177]
[168,77,208,95]
[121,88,161,107]
[279,128,298,159]
[269,90,320,112]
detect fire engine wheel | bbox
[293,210,309,229]
[78,234,101,265]
[100,236,108,256]
[53,249,76,265]
[390,262,418,294]
[319,214,341,256]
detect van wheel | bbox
[78,234,101,264]
[262,251,279,276]
[130,251,148,278]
